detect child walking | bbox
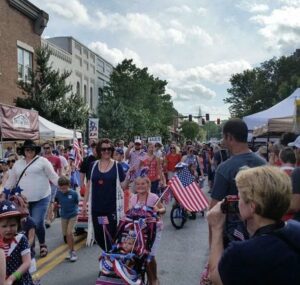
[56,176,79,262]
[0,200,33,285]
[129,175,166,285]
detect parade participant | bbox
[164,143,181,181]
[129,175,166,285]
[269,143,283,166]
[79,142,97,197]
[118,140,128,157]
[42,141,62,228]
[0,160,9,191]
[0,200,34,285]
[56,145,69,175]
[4,146,13,159]
[288,135,300,166]
[5,140,59,258]
[290,167,300,221]
[140,143,163,195]
[56,176,79,262]
[181,145,203,178]
[125,139,146,180]
[67,155,80,191]
[83,138,130,250]
[208,166,300,285]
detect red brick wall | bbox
[0,0,41,106]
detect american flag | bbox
[98,216,109,225]
[73,130,82,169]
[169,166,209,212]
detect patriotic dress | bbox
[130,193,163,256]
[4,233,34,285]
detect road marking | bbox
[36,235,85,268]
[34,238,86,279]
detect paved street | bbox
[38,189,210,285]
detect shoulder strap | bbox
[16,156,39,187]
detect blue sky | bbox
[31,0,300,120]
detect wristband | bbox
[12,271,22,281]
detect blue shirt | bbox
[56,189,79,219]
[219,220,300,285]
[211,152,266,201]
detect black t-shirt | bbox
[292,167,300,221]
[90,162,125,213]
[80,155,97,180]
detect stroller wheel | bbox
[170,205,186,229]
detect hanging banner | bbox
[88,118,99,139]
[148,136,162,144]
[293,99,300,134]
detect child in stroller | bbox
[97,174,165,285]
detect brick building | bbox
[0,0,48,105]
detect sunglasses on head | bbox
[7,159,16,163]
[101,147,113,152]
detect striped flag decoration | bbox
[73,130,82,169]
[169,166,209,212]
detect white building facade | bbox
[41,37,113,112]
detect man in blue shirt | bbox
[56,176,79,262]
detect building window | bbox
[98,87,104,103]
[76,81,80,95]
[84,84,87,103]
[90,87,93,109]
[17,47,33,82]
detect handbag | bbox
[116,162,124,224]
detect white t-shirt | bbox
[5,156,59,202]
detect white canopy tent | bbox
[243,88,300,131]
[39,116,82,141]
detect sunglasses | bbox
[7,159,16,163]
[24,148,35,152]
[43,146,50,149]
[170,147,176,149]
[101,147,113,152]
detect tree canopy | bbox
[16,46,89,129]
[225,54,300,118]
[97,59,175,141]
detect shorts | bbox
[61,216,77,236]
[50,184,58,202]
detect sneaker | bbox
[65,251,72,260]
[70,251,78,262]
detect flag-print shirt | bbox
[128,149,146,179]
[4,233,33,285]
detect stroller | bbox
[96,206,158,285]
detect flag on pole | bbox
[73,130,82,169]
[169,166,209,212]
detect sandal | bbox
[40,244,48,258]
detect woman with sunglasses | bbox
[5,140,59,258]
[165,144,181,181]
[83,138,130,250]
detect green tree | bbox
[201,121,222,140]
[16,46,89,129]
[180,121,200,140]
[98,59,175,141]
[225,54,300,118]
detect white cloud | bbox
[43,0,90,25]
[237,1,269,13]
[175,84,216,100]
[88,41,142,67]
[166,28,186,44]
[189,26,214,45]
[166,5,193,14]
[150,60,251,85]
[251,6,300,50]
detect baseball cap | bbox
[288,136,300,148]
[134,139,142,144]
[115,148,124,155]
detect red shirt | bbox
[166,153,182,172]
[141,156,160,182]
[44,154,62,173]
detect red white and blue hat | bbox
[0,200,26,219]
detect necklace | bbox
[97,159,112,185]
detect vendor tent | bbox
[0,104,39,140]
[39,116,81,141]
[253,116,293,137]
[243,88,300,131]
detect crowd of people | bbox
[0,118,300,284]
